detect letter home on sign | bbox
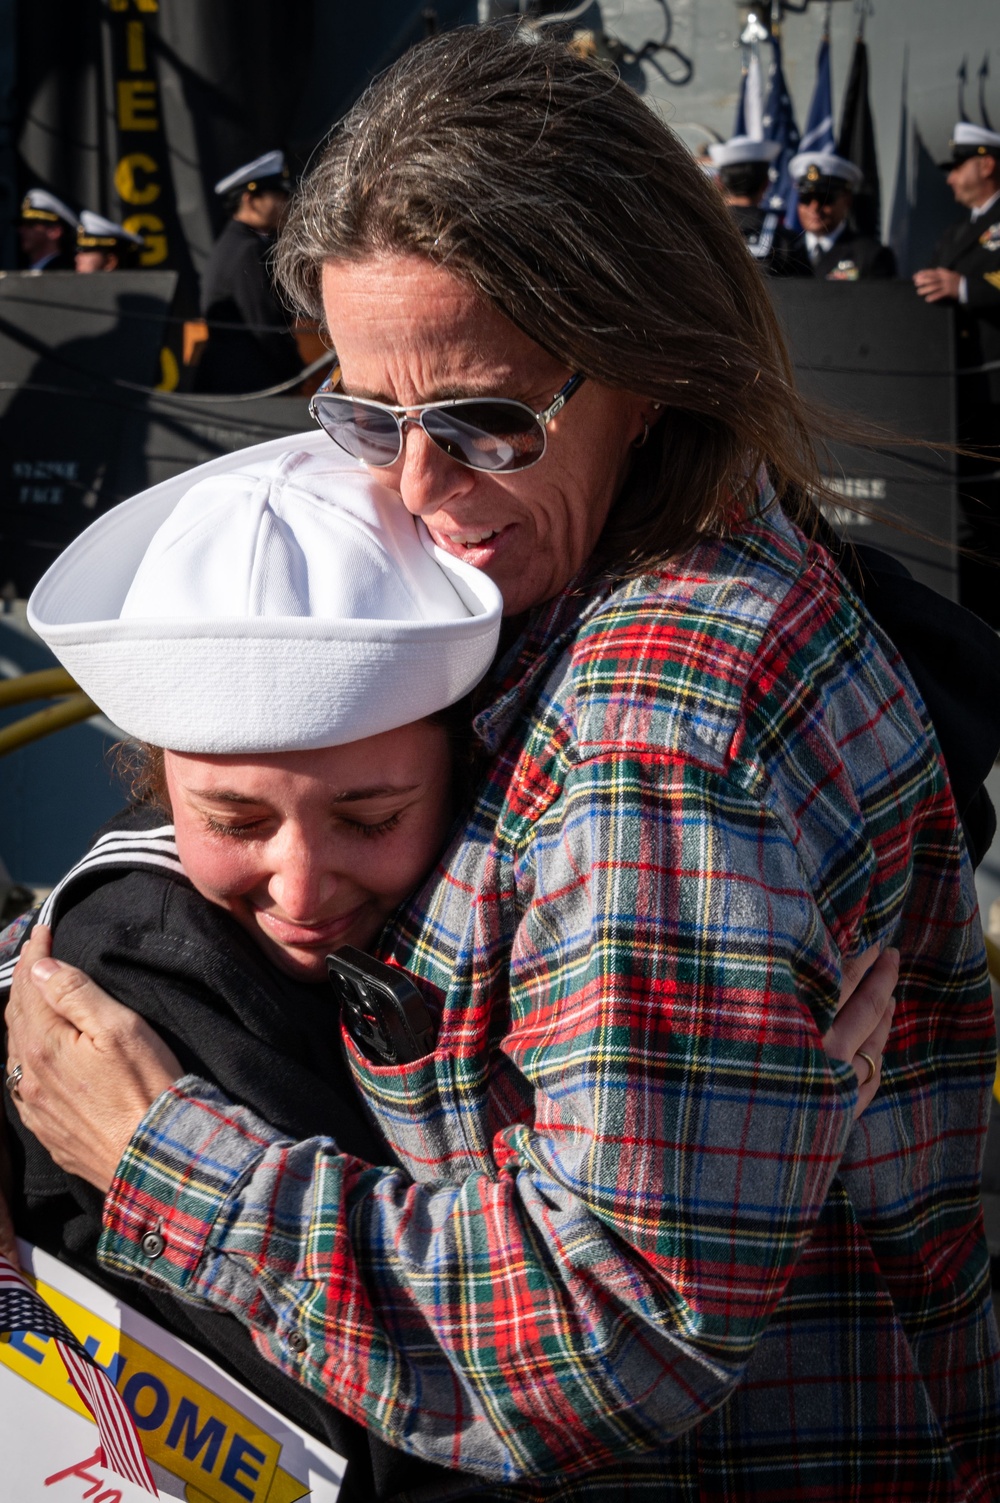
[0,1243,346,1502]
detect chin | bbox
[266,943,332,982]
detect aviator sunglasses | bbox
[309,371,586,474]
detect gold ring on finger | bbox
[856,1050,876,1086]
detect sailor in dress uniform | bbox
[708,136,811,278]
[74,211,145,273]
[196,150,303,394]
[789,152,896,281]
[914,123,1000,625]
[16,189,78,272]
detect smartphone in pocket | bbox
[327,946,438,1065]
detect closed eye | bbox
[343,811,404,839]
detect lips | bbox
[254,903,368,949]
[428,521,515,567]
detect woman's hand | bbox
[5,925,182,1192]
[823,946,898,1118]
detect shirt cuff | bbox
[98,1074,286,1295]
[958,276,969,304]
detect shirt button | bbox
[141,1229,166,1259]
[286,1330,308,1354]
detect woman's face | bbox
[321,255,651,617]
[164,720,453,981]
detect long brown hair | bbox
[276,23,843,574]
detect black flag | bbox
[837,36,881,239]
[980,54,993,131]
[958,56,970,122]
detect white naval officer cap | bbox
[707,136,781,168]
[18,188,78,228]
[76,210,144,249]
[27,436,503,755]
[213,150,290,198]
[939,122,1000,168]
[788,151,864,192]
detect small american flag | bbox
[0,1250,157,1494]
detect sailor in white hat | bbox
[706,136,810,278]
[74,210,145,273]
[17,188,79,271]
[28,434,502,754]
[0,443,502,1459]
[915,123,1000,307]
[913,121,1000,625]
[197,150,301,394]
[213,149,290,206]
[788,151,896,281]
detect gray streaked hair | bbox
[276,23,826,570]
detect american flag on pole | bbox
[0,1251,157,1494]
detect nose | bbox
[393,422,476,520]
[267,833,337,920]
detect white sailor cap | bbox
[27,435,503,755]
[18,189,78,228]
[76,210,145,249]
[707,136,781,169]
[213,150,290,199]
[940,122,1000,167]
[789,151,864,192]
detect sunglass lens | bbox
[313,397,402,466]
[423,401,545,473]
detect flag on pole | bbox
[735,49,766,139]
[0,1251,157,1494]
[761,31,800,220]
[888,47,911,276]
[736,12,768,141]
[785,26,835,233]
[837,34,881,238]
[980,54,994,132]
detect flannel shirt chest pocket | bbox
[343,1029,492,1183]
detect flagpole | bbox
[854,0,871,43]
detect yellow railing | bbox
[0,669,99,756]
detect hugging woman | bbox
[7,24,1000,1503]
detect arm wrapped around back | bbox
[97,501,1000,1494]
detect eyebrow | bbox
[190,784,422,805]
[339,372,536,405]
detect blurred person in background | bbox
[196,149,304,394]
[708,135,811,276]
[74,211,144,273]
[914,122,1000,626]
[790,152,896,280]
[16,190,78,271]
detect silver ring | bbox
[5,1063,23,1096]
[856,1050,876,1086]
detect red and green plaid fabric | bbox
[100,500,1000,1499]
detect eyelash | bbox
[203,811,404,841]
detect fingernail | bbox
[31,958,59,982]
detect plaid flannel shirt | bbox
[100,500,1000,1499]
